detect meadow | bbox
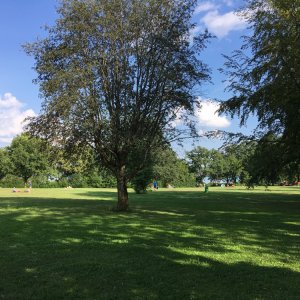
[0,186,299,299]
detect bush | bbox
[131,167,153,194]
[0,175,24,188]
[85,173,103,188]
[98,175,117,188]
[68,174,87,188]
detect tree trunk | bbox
[116,165,129,211]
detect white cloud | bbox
[0,137,13,143]
[169,100,230,130]
[195,2,218,14]
[195,100,230,128]
[0,93,36,144]
[223,0,234,6]
[201,10,247,38]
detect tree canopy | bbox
[219,0,300,167]
[24,0,211,210]
[8,134,50,184]
[0,148,12,180]
[153,147,194,187]
[186,146,210,183]
[1,135,298,188]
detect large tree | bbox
[208,149,226,183]
[246,134,284,186]
[186,146,210,183]
[24,0,211,210]
[153,147,194,187]
[219,0,300,167]
[222,144,244,184]
[8,134,51,184]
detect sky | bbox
[0,0,257,153]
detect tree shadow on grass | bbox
[0,191,299,299]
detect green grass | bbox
[0,186,299,299]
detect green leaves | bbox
[220,0,300,166]
[8,134,51,183]
[0,148,12,180]
[24,0,211,207]
[25,0,210,161]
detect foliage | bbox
[186,142,258,185]
[0,174,24,188]
[219,0,300,168]
[207,149,226,183]
[82,168,117,188]
[224,142,257,184]
[24,0,211,210]
[222,143,250,184]
[281,161,300,184]
[222,153,242,184]
[50,146,96,177]
[129,145,196,192]
[186,146,210,183]
[50,146,117,188]
[173,161,195,187]
[8,134,51,184]
[231,135,300,187]
[153,147,195,187]
[246,134,286,186]
[0,148,12,180]
[127,143,156,193]
[130,166,153,194]
[4,132,296,188]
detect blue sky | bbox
[0,0,257,152]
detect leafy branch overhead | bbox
[219,0,300,165]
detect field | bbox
[0,186,299,299]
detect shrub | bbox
[0,175,24,188]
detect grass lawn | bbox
[0,186,299,299]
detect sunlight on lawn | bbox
[0,187,299,299]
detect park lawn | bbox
[0,187,299,299]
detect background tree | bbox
[229,141,257,185]
[245,134,283,187]
[219,0,300,169]
[186,146,210,184]
[8,134,51,185]
[129,147,156,194]
[281,161,300,184]
[0,148,12,180]
[222,154,241,185]
[130,166,154,194]
[222,144,244,184]
[25,0,211,210]
[153,147,195,187]
[51,145,96,178]
[208,149,225,183]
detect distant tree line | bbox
[186,137,299,187]
[0,134,194,190]
[1,133,298,191]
